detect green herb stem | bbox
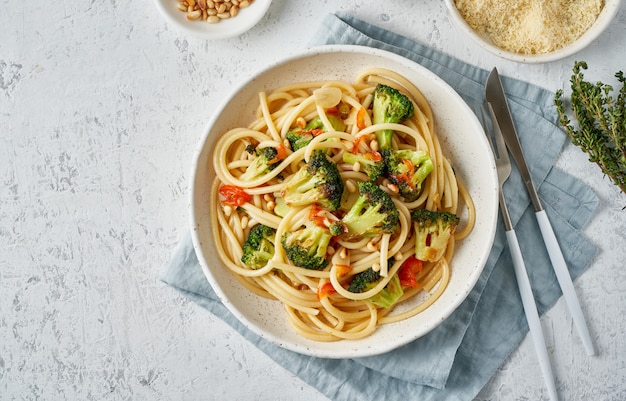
[555,61,626,194]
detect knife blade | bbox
[485,67,596,356]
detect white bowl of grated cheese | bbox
[444,0,621,63]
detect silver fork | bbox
[479,105,559,401]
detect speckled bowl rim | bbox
[444,0,622,64]
[189,45,499,358]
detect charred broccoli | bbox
[285,115,346,151]
[411,209,460,262]
[240,145,284,182]
[347,265,404,308]
[281,150,344,211]
[338,181,399,239]
[372,84,415,150]
[342,150,384,181]
[383,149,434,201]
[241,224,277,269]
[347,267,381,293]
[281,224,333,270]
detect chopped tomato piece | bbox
[402,158,414,177]
[398,256,423,288]
[317,282,336,300]
[267,144,287,164]
[219,185,252,207]
[351,135,366,154]
[364,151,382,162]
[308,204,322,219]
[335,264,352,278]
[390,173,412,186]
[307,204,327,227]
[356,107,367,130]
[326,106,339,115]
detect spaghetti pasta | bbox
[209,68,475,341]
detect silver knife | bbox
[485,67,596,356]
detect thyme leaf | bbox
[555,61,626,194]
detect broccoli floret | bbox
[411,209,460,263]
[369,274,403,308]
[328,220,345,237]
[372,84,415,150]
[383,149,434,202]
[348,267,381,293]
[240,145,282,181]
[281,224,333,270]
[286,115,346,151]
[342,150,384,181]
[339,181,400,239]
[347,266,404,308]
[241,224,277,269]
[281,150,344,211]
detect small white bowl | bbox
[444,0,622,63]
[153,0,271,40]
[189,45,499,358]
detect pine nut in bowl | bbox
[444,0,622,63]
[153,0,271,39]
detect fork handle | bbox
[535,210,596,356]
[506,228,559,401]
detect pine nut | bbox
[223,205,233,217]
[372,262,381,272]
[366,241,378,252]
[339,247,348,260]
[352,161,361,172]
[345,179,357,193]
[386,183,399,193]
[296,117,307,128]
[370,139,379,152]
[266,201,275,211]
[187,10,202,20]
[175,0,256,24]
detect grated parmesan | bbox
[454,0,605,54]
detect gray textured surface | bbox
[1,1,625,400]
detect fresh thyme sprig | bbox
[555,61,626,194]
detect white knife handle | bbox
[535,210,596,356]
[506,229,559,401]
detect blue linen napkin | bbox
[161,13,600,401]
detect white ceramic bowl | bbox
[444,0,622,63]
[190,45,499,358]
[153,0,271,39]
